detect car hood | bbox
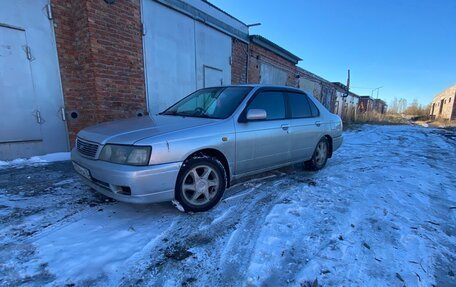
[78,115,218,145]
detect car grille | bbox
[77,138,99,159]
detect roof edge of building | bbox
[297,66,332,84]
[155,0,250,43]
[250,35,302,64]
[202,0,249,27]
[432,83,456,101]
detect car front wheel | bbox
[175,156,226,212]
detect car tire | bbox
[305,137,329,171]
[175,155,226,212]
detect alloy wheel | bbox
[315,141,328,166]
[181,165,220,206]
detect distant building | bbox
[373,99,387,114]
[247,35,302,87]
[345,92,361,119]
[332,82,359,121]
[359,96,374,113]
[297,67,336,112]
[430,84,456,120]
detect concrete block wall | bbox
[52,0,146,145]
[430,84,456,120]
[453,98,456,120]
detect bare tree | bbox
[404,99,430,116]
[398,98,408,113]
[388,97,399,114]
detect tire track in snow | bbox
[119,174,294,287]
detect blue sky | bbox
[211,0,456,105]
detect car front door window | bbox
[247,91,286,120]
[235,90,290,174]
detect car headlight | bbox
[99,144,151,166]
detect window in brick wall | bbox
[449,97,452,103]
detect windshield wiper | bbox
[161,110,184,116]
[161,110,216,119]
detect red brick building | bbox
[53,4,307,147]
[52,0,147,145]
[373,99,388,114]
[359,96,374,113]
[0,0,348,160]
[1,0,251,159]
[0,0,387,160]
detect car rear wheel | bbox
[175,156,226,212]
[305,137,329,171]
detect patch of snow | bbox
[222,186,257,201]
[0,152,70,168]
[1,125,455,286]
[53,179,75,186]
[171,200,186,213]
[34,204,177,285]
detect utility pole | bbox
[371,86,383,99]
[346,69,350,97]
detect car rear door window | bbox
[307,96,320,117]
[248,91,286,120]
[288,92,312,118]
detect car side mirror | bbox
[246,109,267,121]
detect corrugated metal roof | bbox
[203,0,248,26]
[297,67,332,84]
[250,35,302,64]
[154,0,249,42]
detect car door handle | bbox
[281,124,289,131]
[315,121,321,127]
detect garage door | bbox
[142,0,232,114]
[260,62,288,86]
[0,25,42,142]
[204,66,223,87]
[0,0,69,160]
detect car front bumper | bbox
[71,149,181,204]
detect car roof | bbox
[206,84,305,93]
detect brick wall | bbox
[231,39,247,84]
[247,43,299,87]
[359,98,374,113]
[52,0,146,145]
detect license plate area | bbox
[73,162,91,180]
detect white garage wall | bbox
[0,0,69,160]
[184,0,248,34]
[142,0,232,115]
[142,0,197,115]
[195,21,231,89]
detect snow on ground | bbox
[0,125,455,286]
[0,152,70,168]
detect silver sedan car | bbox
[71,85,343,212]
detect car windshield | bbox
[161,86,253,119]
